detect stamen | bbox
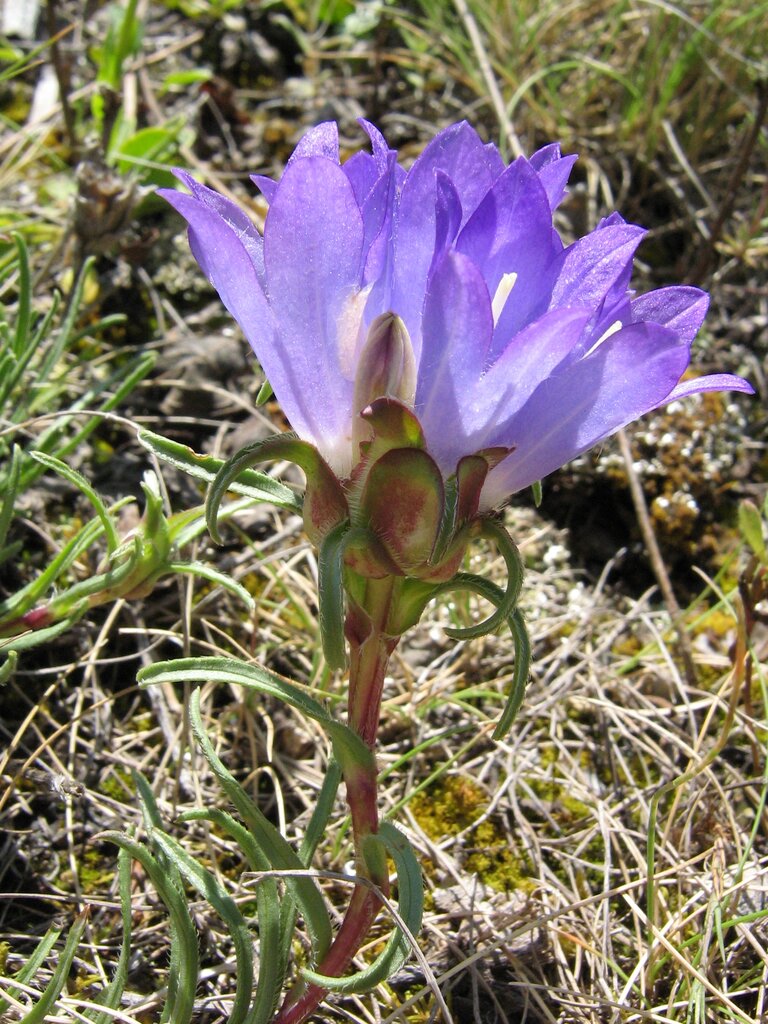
[585,318,623,356]
[491,272,518,325]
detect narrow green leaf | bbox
[531,479,543,507]
[29,451,121,552]
[492,608,531,740]
[17,910,87,1023]
[162,69,213,89]
[180,809,283,1024]
[0,923,62,1016]
[168,497,254,549]
[298,757,343,866]
[738,499,766,561]
[182,688,333,963]
[86,847,132,1024]
[0,445,21,552]
[0,651,17,683]
[12,234,30,359]
[138,657,373,778]
[0,513,101,621]
[0,607,88,653]
[102,832,198,1024]
[138,429,301,513]
[317,521,349,670]
[409,571,531,738]
[166,560,255,612]
[444,518,523,640]
[149,831,254,1024]
[205,433,346,545]
[255,378,273,405]
[300,821,423,994]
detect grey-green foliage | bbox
[79,677,425,1022]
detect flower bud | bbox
[352,313,416,455]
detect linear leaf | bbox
[138,429,301,513]
[86,847,132,1024]
[0,923,62,1015]
[149,831,254,1024]
[29,451,121,552]
[17,910,87,1023]
[180,809,283,1024]
[317,521,349,670]
[183,688,333,963]
[102,832,199,1024]
[300,821,423,994]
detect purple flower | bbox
[159,120,752,509]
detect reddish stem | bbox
[272,577,400,1024]
[273,887,382,1024]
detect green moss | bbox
[410,775,534,893]
[60,848,115,893]
[98,767,133,803]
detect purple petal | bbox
[163,172,266,287]
[159,190,336,439]
[251,123,341,206]
[391,123,502,342]
[630,286,709,346]
[661,373,755,403]
[416,251,493,471]
[457,157,560,356]
[432,172,463,262]
[358,118,392,173]
[528,142,561,168]
[342,151,380,206]
[476,307,593,429]
[528,144,578,211]
[361,151,399,295]
[288,121,340,164]
[264,155,365,463]
[480,322,689,505]
[251,174,278,204]
[549,223,645,317]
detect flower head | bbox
[160,120,752,509]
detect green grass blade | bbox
[17,352,156,491]
[0,445,21,551]
[0,923,62,1015]
[17,910,87,1023]
[11,234,30,359]
[86,846,133,1024]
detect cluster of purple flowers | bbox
[161,120,751,508]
